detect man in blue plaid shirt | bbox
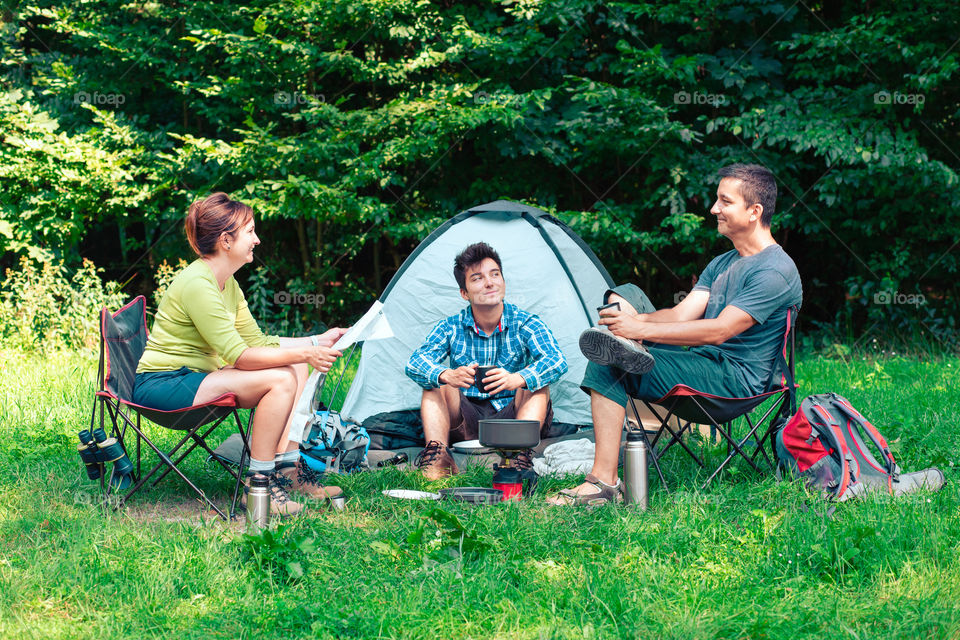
[405,242,568,479]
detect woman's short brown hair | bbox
[184,192,254,256]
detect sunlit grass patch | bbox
[1,349,958,639]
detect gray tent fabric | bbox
[340,200,615,427]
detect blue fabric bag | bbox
[300,408,370,473]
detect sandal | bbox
[549,473,624,506]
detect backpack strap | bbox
[775,307,798,416]
[829,395,897,477]
[808,399,856,498]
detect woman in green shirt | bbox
[133,192,345,517]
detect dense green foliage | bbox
[0,257,125,351]
[1,1,958,343]
[1,349,958,638]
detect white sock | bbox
[248,458,274,474]
[275,450,300,465]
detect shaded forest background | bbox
[1,0,958,350]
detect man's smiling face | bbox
[460,257,505,308]
[710,177,759,238]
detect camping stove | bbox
[479,419,540,501]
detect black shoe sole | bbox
[579,329,655,375]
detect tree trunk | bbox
[373,236,381,291]
[314,218,322,274]
[296,216,310,274]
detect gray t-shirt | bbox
[691,245,802,395]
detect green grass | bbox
[1,348,958,639]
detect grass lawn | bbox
[0,348,958,639]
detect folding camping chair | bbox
[90,296,251,519]
[631,307,798,490]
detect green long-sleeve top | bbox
[136,259,280,373]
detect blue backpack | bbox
[300,408,370,474]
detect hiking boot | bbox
[276,458,344,501]
[578,326,655,374]
[415,440,458,480]
[244,471,304,517]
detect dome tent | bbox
[340,199,615,427]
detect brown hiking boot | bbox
[276,459,344,501]
[244,471,304,517]
[415,440,458,480]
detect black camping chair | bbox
[631,307,798,491]
[91,296,251,519]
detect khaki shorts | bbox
[580,284,750,407]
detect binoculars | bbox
[77,428,134,490]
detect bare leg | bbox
[587,390,625,485]
[420,385,462,445]
[194,366,298,461]
[558,389,624,497]
[513,387,550,427]
[607,292,640,317]
[548,290,640,500]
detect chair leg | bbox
[93,397,108,494]
[105,407,229,520]
[151,418,229,487]
[628,399,669,490]
[700,394,787,488]
[642,400,705,467]
[702,418,764,489]
[750,429,775,468]
[121,444,228,520]
[100,400,131,498]
[662,418,705,467]
[135,418,141,478]
[144,409,252,520]
[684,395,766,490]
[640,424,670,492]
[750,396,789,469]
[230,408,254,520]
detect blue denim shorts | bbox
[132,367,209,411]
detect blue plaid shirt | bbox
[405,302,568,410]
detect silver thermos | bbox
[246,474,271,532]
[624,431,649,510]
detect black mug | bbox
[474,366,496,394]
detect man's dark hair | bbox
[453,242,503,290]
[718,163,777,227]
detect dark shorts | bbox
[580,284,751,407]
[449,392,555,443]
[132,367,209,411]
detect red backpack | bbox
[774,393,944,500]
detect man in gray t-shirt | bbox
[692,244,802,394]
[551,163,802,505]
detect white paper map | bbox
[332,300,393,351]
[289,300,394,442]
